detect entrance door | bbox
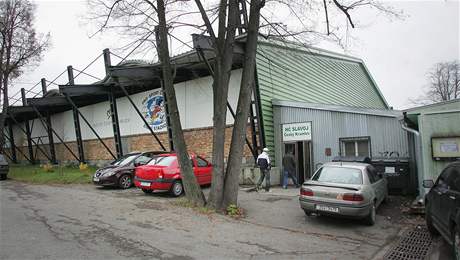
[283,141,312,185]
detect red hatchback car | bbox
[134,153,212,196]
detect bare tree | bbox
[87,0,207,206]
[219,0,401,210]
[155,0,207,206]
[86,0,400,210]
[409,60,460,105]
[0,0,50,152]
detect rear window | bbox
[312,166,363,185]
[112,154,139,166]
[148,156,176,166]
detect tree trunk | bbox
[0,47,5,153]
[222,0,264,210]
[0,73,9,153]
[156,0,206,206]
[207,0,238,210]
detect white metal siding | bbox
[274,105,409,169]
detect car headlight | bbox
[103,170,116,177]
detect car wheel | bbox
[364,203,376,226]
[453,226,460,260]
[0,174,6,181]
[118,174,132,189]
[170,180,183,197]
[142,189,153,194]
[383,195,389,204]
[425,202,439,236]
[303,210,312,217]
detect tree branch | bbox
[194,0,217,45]
[332,0,355,28]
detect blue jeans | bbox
[283,170,298,188]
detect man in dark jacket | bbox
[282,151,299,189]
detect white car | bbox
[299,162,388,226]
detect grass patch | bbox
[8,164,97,184]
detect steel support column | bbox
[64,94,117,160]
[29,104,80,162]
[8,109,51,164]
[21,88,35,164]
[104,49,123,158]
[108,90,123,158]
[41,78,57,164]
[67,66,85,163]
[7,122,17,163]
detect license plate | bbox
[93,177,99,182]
[315,205,339,213]
[140,182,150,187]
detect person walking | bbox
[256,148,271,192]
[282,151,299,189]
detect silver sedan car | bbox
[299,162,388,225]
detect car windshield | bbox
[312,166,363,185]
[112,154,139,166]
[147,156,176,166]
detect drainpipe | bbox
[399,113,425,202]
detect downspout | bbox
[399,113,425,201]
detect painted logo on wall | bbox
[142,90,167,132]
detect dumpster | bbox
[371,158,410,195]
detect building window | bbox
[340,137,371,157]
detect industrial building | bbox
[3,36,418,191]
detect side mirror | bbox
[134,161,146,167]
[423,180,434,189]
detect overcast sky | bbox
[11,0,460,109]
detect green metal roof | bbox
[404,99,460,115]
[255,39,389,157]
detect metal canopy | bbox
[5,47,243,123]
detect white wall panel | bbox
[16,69,243,144]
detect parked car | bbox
[0,154,9,180]
[134,153,212,196]
[424,161,460,259]
[93,151,160,189]
[299,162,388,226]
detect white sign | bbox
[282,122,312,142]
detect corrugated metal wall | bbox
[273,105,409,169]
[256,41,389,158]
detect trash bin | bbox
[371,158,410,195]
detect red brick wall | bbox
[7,125,255,164]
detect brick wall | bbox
[7,125,256,165]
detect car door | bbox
[196,156,212,184]
[431,168,452,228]
[438,166,460,236]
[366,166,383,205]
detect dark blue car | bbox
[424,161,460,259]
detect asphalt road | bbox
[0,181,447,259]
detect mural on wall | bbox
[142,89,167,132]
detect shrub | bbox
[42,163,54,172]
[226,204,244,218]
[79,163,89,171]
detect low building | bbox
[272,101,409,184]
[402,99,460,197]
